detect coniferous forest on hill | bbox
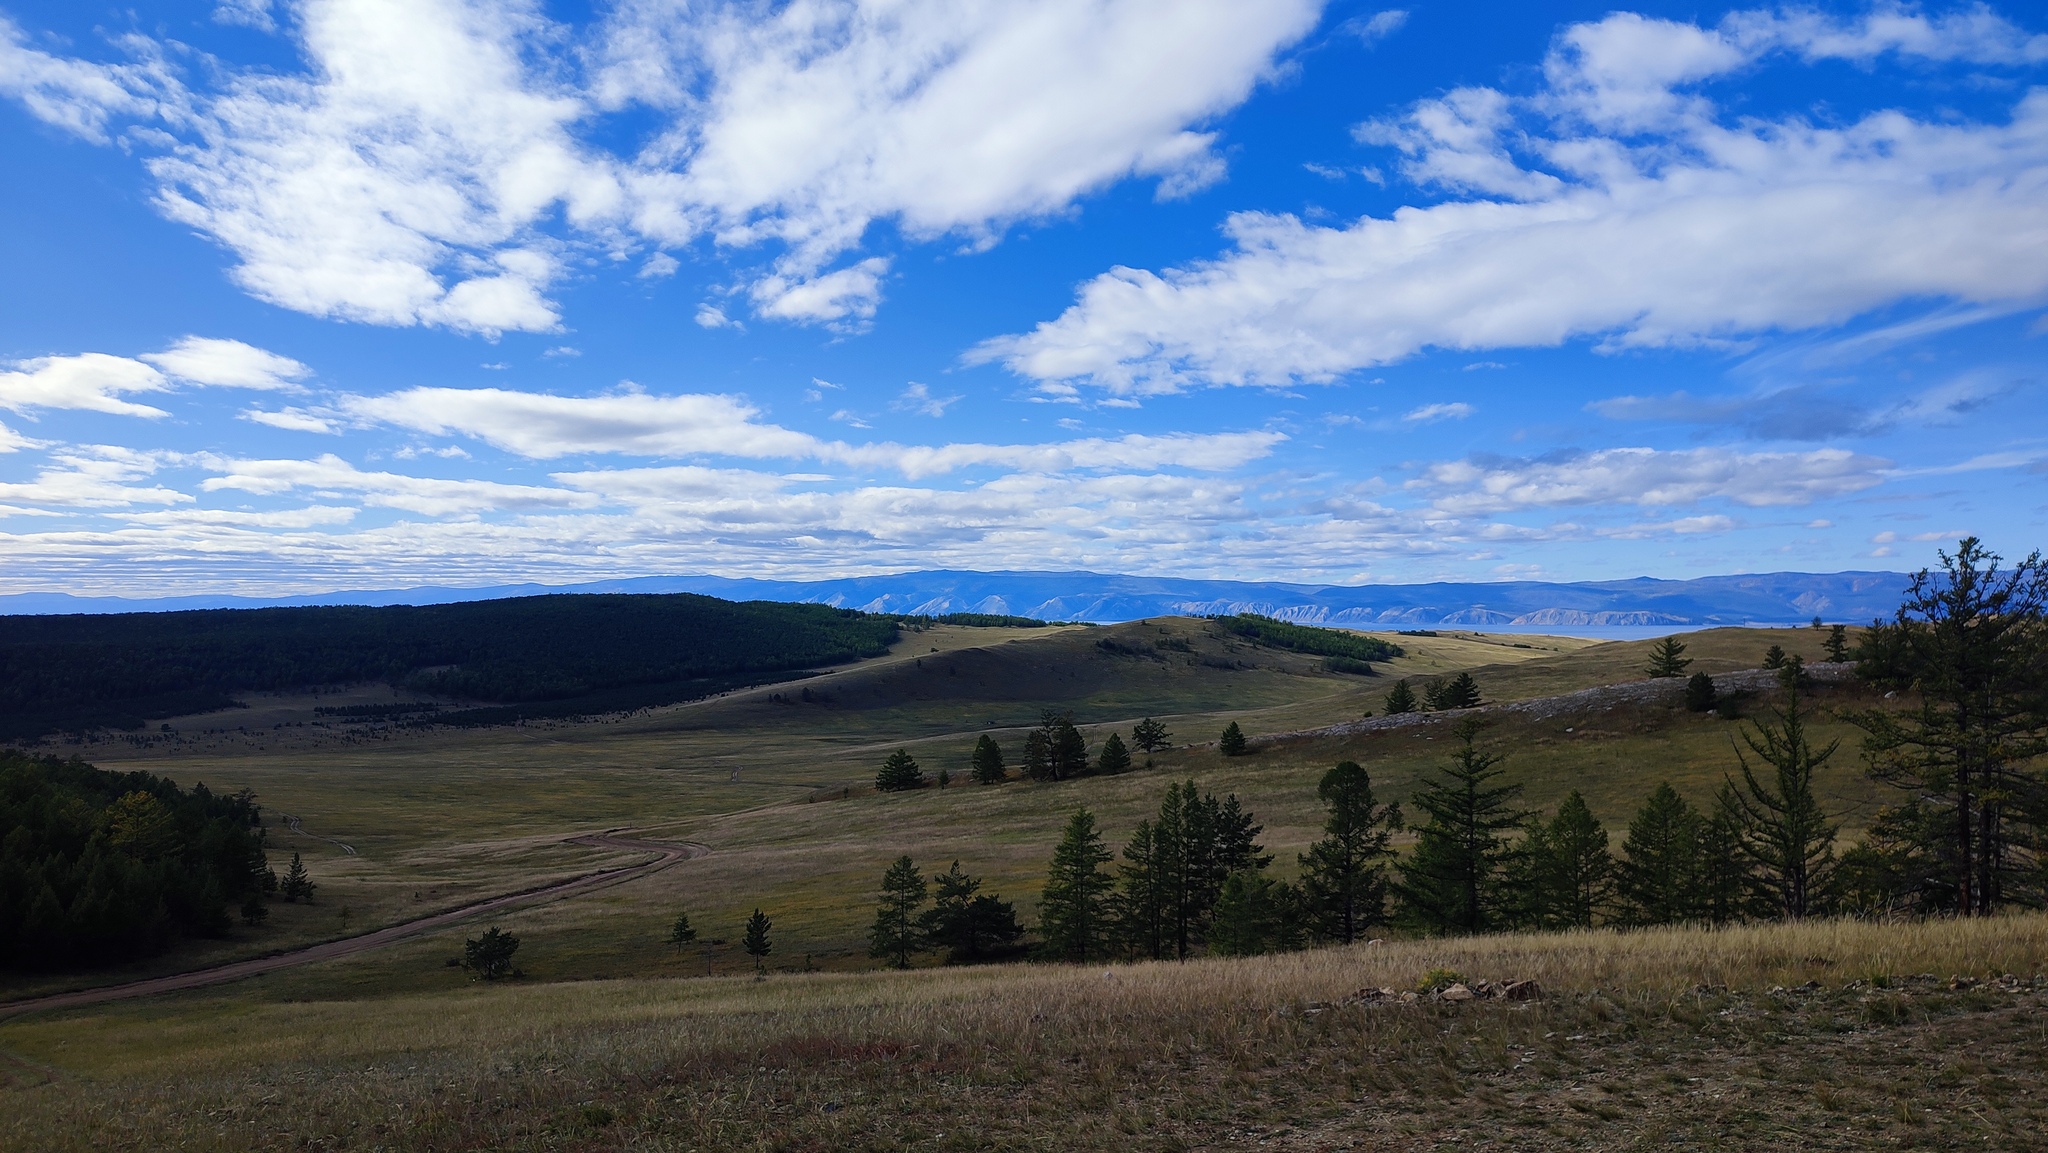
[0,594,901,741]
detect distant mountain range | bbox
[0,569,1913,627]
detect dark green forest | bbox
[0,594,899,739]
[0,752,272,970]
[1212,614,1403,665]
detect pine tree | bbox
[1725,671,1841,919]
[1023,729,1053,781]
[1824,624,1851,663]
[1298,760,1398,943]
[1424,673,1481,710]
[918,861,1024,963]
[281,852,315,902]
[1646,635,1692,678]
[1131,717,1172,753]
[1207,871,1304,956]
[1052,714,1089,778]
[1698,788,1752,924]
[1382,681,1417,715]
[868,856,929,969]
[1850,538,2048,915]
[1525,791,1614,928]
[1111,821,1170,960]
[462,926,519,980]
[1762,644,1788,670]
[1155,781,1217,959]
[1394,720,1529,934]
[1027,711,1089,780]
[1684,671,1718,713]
[1095,732,1132,775]
[1218,722,1248,756]
[875,749,926,792]
[970,735,1006,784]
[1037,808,1115,962]
[742,908,773,973]
[667,912,697,953]
[1616,784,1702,925]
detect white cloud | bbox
[145,0,623,335]
[1344,10,1408,46]
[0,353,171,417]
[1411,445,1892,515]
[694,304,739,329]
[200,453,600,516]
[639,252,680,278]
[121,505,359,528]
[1403,402,1473,424]
[0,447,191,508]
[4,0,1321,332]
[0,420,35,452]
[142,336,310,390]
[749,258,890,327]
[346,386,820,460]
[895,382,961,418]
[243,407,344,434]
[0,15,184,143]
[982,13,2048,395]
[213,1,277,32]
[342,383,1284,478]
[605,0,1321,280]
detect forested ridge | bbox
[0,594,899,739]
[0,751,271,970]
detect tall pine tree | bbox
[1616,784,1702,925]
[1037,809,1114,962]
[868,855,928,968]
[1725,670,1840,920]
[1646,636,1692,678]
[1394,720,1528,934]
[970,735,1007,785]
[1521,791,1614,929]
[1851,538,2048,914]
[1298,760,1399,943]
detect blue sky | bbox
[1,0,2044,596]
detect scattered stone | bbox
[1438,983,1475,1002]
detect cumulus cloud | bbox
[0,354,172,418]
[1411,445,1892,515]
[3,0,1320,331]
[147,0,623,335]
[142,336,310,390]
[0,339,315,420]
[982,10,2048,395]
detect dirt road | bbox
[0,832,705,1019]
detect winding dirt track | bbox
[0,832,705,1019]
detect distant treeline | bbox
[900,613,1053,628]
[0,752,272,970]
[1212,614,1403,664]
[0,594,899,740]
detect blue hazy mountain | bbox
[0,569,1910,626]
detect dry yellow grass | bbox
[4,915,2046,1150]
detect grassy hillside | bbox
[0,594,900,740]
[0,620,1867,1000]
[5,916,2044,1150]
